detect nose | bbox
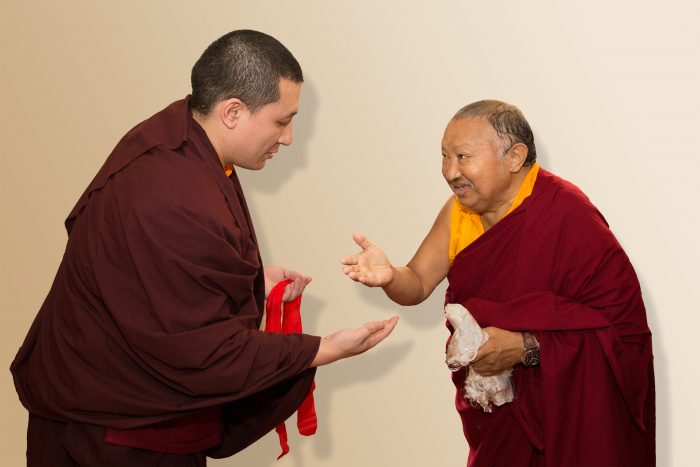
[442,155,460,181]
[278,121,293,146]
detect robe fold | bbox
[447,168,655,466]
[11,98,320,457]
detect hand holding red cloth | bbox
[265,279,317,459]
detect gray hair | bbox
[453,100,537,166]
[190,30,303,115]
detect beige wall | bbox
[2,1,698,465]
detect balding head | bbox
[453,100,536,166]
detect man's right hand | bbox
[310,316,400,367]
[340,232,394,287]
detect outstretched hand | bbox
[340,232,394,287]
[264,265,312,302]
[311,316,400,367]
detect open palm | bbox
[340,232,394,287]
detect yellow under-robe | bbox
[448,163,539,264]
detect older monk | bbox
[341,100,655,466]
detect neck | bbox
[481,166,531,230]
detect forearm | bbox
[309,336,340,367]
[381,265,429,306]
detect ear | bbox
[507,142,529,173]
[219,98,247,129]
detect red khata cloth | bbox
[11,98,320,458]
[446,168,655,466]
[265,279,317,459]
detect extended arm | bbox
[310,316,400,367]
[341,197,453,305]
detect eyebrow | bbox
[442,142,474,152]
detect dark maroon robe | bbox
[11,98,320,460]
[447,169,655,466]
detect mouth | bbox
[450,182,473,196]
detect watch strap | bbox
[521,331,540,367]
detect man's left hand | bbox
[264,265,312,302]
[470,327,524,376]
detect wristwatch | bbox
[521,332,540,367]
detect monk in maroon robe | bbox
[341,100,654,465]
[12,30,398,466]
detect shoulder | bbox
[442,195,457,219]
[533,170,624,259]
[115,99,190,155]
[112,146,226,224]
[536,169,608,226]
[530,169,617,252]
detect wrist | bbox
[311,337,333,367]
[520,331,540,367]
[379,265,395,287]
[311,335,346,367]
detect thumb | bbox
[352,232,372,250]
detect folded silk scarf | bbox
[265,280,317,459]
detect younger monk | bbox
[341,100,655,466]
[11,30,398,466]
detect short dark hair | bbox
[453,100,537,166]
[190,30,303,115]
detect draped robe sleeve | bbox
[11,98,320,457]
[446,169,655,466]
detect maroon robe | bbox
[447,169,655,466]
[11,98,320,459]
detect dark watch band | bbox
[521,331,540,367]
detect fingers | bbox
[340,232,373,267]
[283,268,303,280]
[346,270,380,287]
[339,255,359,266]
[352,232,373,250]
[281,267,312,285]
[358,275,380,287]
[282,283,296,302]
[339,233,370,266]
[282,276,312,302]
[361,316,400,349]
[341,265,379,286]
[472,339,493,363]
[345,269,360,281]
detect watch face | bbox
[523,350,540,367]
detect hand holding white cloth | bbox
[445,303,514,412]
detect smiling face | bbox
[218,78,301,170]
[441,117,525,218]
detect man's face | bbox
[441,117,514,214]
[227,79,301,170]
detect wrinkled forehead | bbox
[441,117,500,152]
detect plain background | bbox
[2,1,698,465]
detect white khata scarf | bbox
[445,303,514,412]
